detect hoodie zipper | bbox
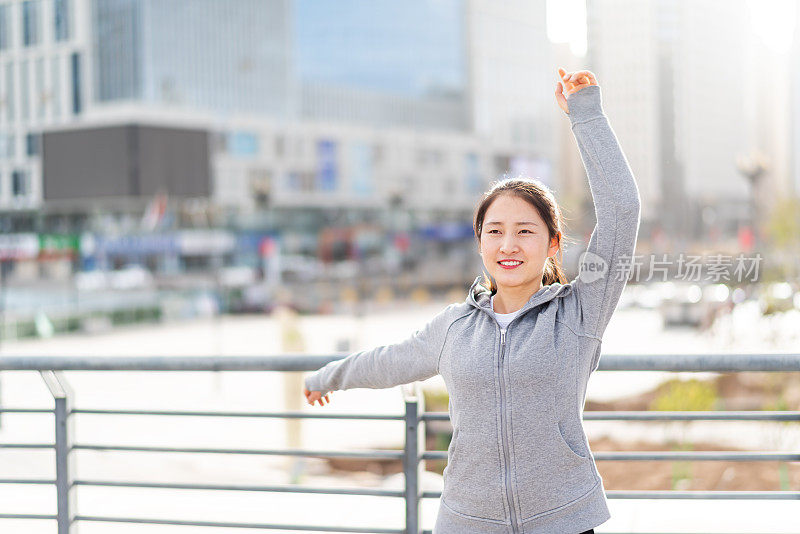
[467,282,569,531]
[498,327,520,532]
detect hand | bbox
[304,388,331,406]
[555,68,599,115]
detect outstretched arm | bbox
[557,69,642,340]
[304,303,459,402]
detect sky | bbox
[293,0,465,97]
[293,0,796,95]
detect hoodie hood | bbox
[466,275,573,315]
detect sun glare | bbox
[747,0,798,54]
[546,0,587,57]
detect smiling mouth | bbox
[498,260,523,269]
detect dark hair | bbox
[473,177,568,293]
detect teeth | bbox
[499,261,522,266]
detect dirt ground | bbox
[326,435,800,492]
[326,372,800,491]
[588,436,800,491]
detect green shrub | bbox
[649,379,718,412]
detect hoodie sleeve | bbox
[304,304,457,396]
[566,85,641,342]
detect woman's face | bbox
[479,193,559,293]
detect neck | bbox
[492,280,543,314]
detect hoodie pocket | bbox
[441,428,507,522]
[514,419,595,521]
[555,420,588,460]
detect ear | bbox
[547,232,561,258]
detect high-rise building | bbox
[0,0,559,231]
[791,4,800,195]
[586,0,775,248]
[586,0,662,236]
[0,0,89,221]
[93,0,293,119]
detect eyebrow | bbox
[484,221,539,226]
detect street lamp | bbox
[735,149,769,250]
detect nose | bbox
[499,235,519,255]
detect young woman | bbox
[304,68,641,534]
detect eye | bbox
[520,229,533,233]
[487,229,500,234]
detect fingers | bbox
[304,389,331,406]
[554,81,568,114]
[558,69,598,91]
[556,68,597,114]
[566,70,597,86]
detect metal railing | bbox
[0,353,798,534]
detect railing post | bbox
[41,371,78,534]
[402,383,423,534]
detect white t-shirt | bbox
[491,294,522,332]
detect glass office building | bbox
[92,0,469,130]
[93,0,293,118]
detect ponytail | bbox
[542,253,568,286]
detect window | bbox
[51,57,61,117]
[5,62,14,122]
[70,52,81,114]
[22,1,40,47]
[35,58,44,119]
[12,169,27,196]
[25,133,38,156]
[372,143,384,165]
[316,140,337,191]
[20,61,29,120]
[465,152,482,194]
[0,5,9,50]
[54,0,70,42]
[227,131,258,156]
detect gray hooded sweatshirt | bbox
[305,84,641,534]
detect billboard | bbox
[42,124,211,201]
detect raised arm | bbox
[559,70,641,339]
[304,303,460,399]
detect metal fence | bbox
[0,353,798,534]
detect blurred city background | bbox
[0,0,799,532]
[0,0,798,323]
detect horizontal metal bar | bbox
[72,408,403,420]
[421,490,800,500]
[0,443,54,450]
[422,410,800,422]
[73,444,404,459]
[420,412,449,421]
[424,531,786,534]
[0,513,58,520]
[597,353,800,372]
[594,451,800,461]
[6,407,792,422]
[1,353,798,372]
[606,490,800,500]
[422,451,800,462]
[582,411,800,421]
[74,515,404,533]
[0,479,55,485]
[0,355,343,372]
[74,479,404,498]
[0,408,54,414]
